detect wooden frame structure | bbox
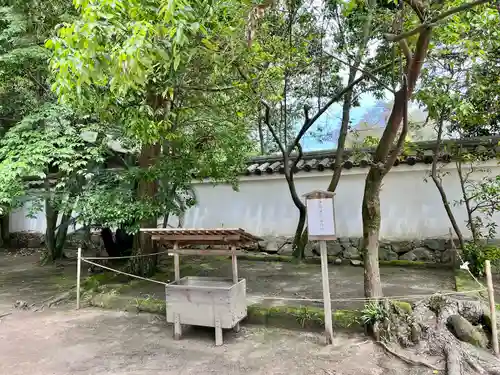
[141,228,261,346]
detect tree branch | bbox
[324,52,398,94]
[399,39,412,67]
[179,85,240,92]
[428,109,466,249]
[290,60,394,153]
[385,0,490,42]
[384,75,408,172]
[262,105,286,156]
[404,0,426,22]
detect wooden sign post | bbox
[304,190,336,345]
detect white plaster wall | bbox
[9,202,82,234]
[10,162,500,240]
[179,161,500,239]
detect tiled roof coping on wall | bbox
[245,136,500,176]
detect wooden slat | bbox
[151,234,242,242]
[168,249,245,256]
[141,227,262,245]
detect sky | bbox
[300,93,380,151]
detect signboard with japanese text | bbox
[305,192,336,240]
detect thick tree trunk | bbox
[361,169,383,298]
[283,165,307,259]
[0,215,9,248]
[361,27,431,299]
[81,224,91,252]
[129,143,161,277]
[54,211,72,258]
[292,206,307,258]
[45,198,59,259]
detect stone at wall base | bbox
[250,235,486,265]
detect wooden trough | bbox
[141,228,261,346]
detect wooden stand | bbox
[143,228,260,347]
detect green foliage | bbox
[462,243,500,277]
[0,104,106,215]
[360,301,386,326]
[46,0,255,234]
[417,3,500,136]
[0,0,85,220]
[48,0,252,140]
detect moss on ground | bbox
[237,254,451,269]
[379,260,450,269]
[247,304,362,331]
[454,269,488,302]
[391,301,412,314]
[86,290,362,331]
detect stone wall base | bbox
[5,231,498,266]
[5,231,101,250]
[255,236,463,263]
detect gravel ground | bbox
[0,308,432,375]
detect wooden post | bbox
[231,245,240,333]
[173,242,180,282]
[174,313,182,340]
[304,190,336,345]
[215,318,223,346]
[485,260,499,356]
[76,247,81,310]
[320,240,334,344]
[231,245,238,284]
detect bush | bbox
[462,242,500,277]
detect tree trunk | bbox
[0,215,9,248]
[430,117,466,250]
[45,198,59,259]
[456,157,480,242]
[258,104,265,155]
[54,211,72,259]
[292,205,307,259]
[81,224,91,252]
[128,143,161,277]
[361,169,383,298]
[361,27,432,299]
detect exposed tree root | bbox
[372,296,500,375]
[377,340,444,371]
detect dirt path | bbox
[0,308,432,375]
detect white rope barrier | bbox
[82,250,171,260]
[74,229,491,311]
[81,258,168,286]
[77,255,486,307]
[253,288,487,304]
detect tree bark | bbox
[327,66,356,192]
[0,215,9,248]
[456,155,480,242]
[44,198,59,259]
[362,169,384,298]
[430,117,466,250]
[258,106,265,155]
[129,143,161,276]
[54,211,72,259]
[361,24,431,299]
